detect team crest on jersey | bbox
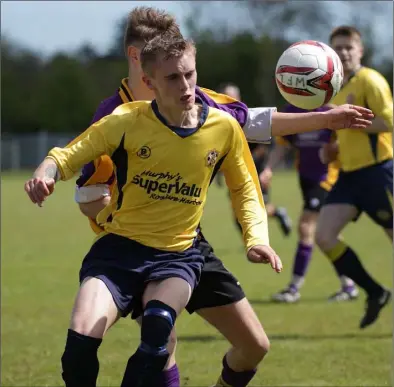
[206,149,219,168]
[137,146,151,159]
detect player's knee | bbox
[125,300,177,376]
[167,328,177,354]
[315,228,334,252]
[164,328,178,369]
[252,334,270,360]
[141,300,177,352]
[70,315,106,339]
[298,220,315,243]
[240,331,270,365]
[61,329,102,386]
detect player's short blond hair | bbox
[124,7,182,53]
[329,26,362,44]
[141,35,196,75]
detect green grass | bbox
[2,171,392,386]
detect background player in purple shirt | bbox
[260,104,358,303]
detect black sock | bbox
[61,329,102,387]
[121,300,176,387]
[327,241,384,297]
[121,347,169,387]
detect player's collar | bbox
[151,98,208,138]
[118,78,135,103]
[342,66,362,88]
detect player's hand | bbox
[319,142,339,164]
[259,168,273,190]
[24,177,55,207]
[247,245,282,273]
[325,103,374,130]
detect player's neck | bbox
[343,64,361,83]
[156,99,201,128]
[127,73,155,101]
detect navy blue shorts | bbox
[324,159,393,228]
[186,234,245,313]
[79,233,205,318]
[299,176,329,212]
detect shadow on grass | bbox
[178,332,391,342]
[249,297,329,305]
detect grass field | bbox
[2,171,392,386]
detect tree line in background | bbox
[2,1,393,134]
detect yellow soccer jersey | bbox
[48,100,269,252]
[331,67,393,172]
[73,78,265,236]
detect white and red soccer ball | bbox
[275,40,344,110]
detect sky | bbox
[1,1,189,56]
[2,1,392,62]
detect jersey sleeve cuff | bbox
[75,184,111,204]
[246,241,270,253]
[45,155,66,180]
[244,107,276,144]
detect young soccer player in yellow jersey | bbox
[25,35,283,387]
[71,8,374,387]
[316,26,393,329]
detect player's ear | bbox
[142,74,154,90]
[127,46,139,63]
[356,39,364,59]
[359,44,364,59]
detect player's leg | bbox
[121,278,191,386]
[198,299,269,387]
[120,246,203,386]
[264,189,292,236]
[273,178,353,303]
[61,275,121,386]
[62,234,145,386]
[186,242,265,387]
[316,202,386,306]
[354,160,392,328]
[135,316,180,386]
[272,208,318,302]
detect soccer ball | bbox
[275,40,343,110]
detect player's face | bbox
[331,36,363,73]
[145,50,197,111]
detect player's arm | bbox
[360,73,393,133]
[24,114,125,206]
[250,144,266,161]
[319,131,339,164]
[197,87,275,143]
[271,103,374,136]
[71,102,117,218]
[265,138,290,170]
[219,120,282,272]
[24,158,59,206]
[198,87,373,142]
[242,104,374,140]
[259,138,289,188]
[220,122,270,250]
